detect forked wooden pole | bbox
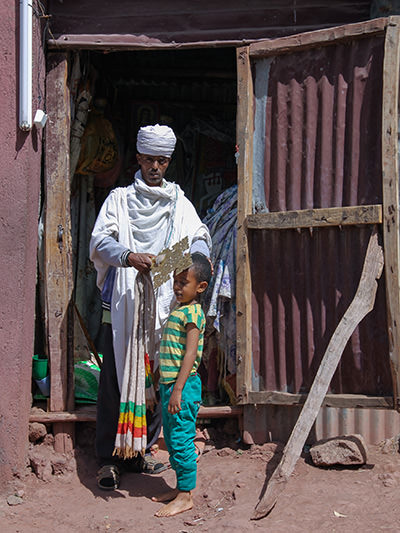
[74,303,103,369]
[252,228,384,520]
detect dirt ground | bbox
[2,422,400,533]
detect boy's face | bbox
[173,267,207,305]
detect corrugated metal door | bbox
[236,17,400,411]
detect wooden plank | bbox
[236,46,254,404]
[44,52,74,452]
[198,405,242,419]
[30,410,97,423]
[382,17,400,411]
[253,229,384,520]
[47,35,260,51]
[29,405,243,423]
[247,391,394,409]
[250,17,389,58]
[246,205,382,230]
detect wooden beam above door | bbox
[47,34,259,51]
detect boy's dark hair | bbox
[190,252,212,284]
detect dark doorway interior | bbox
[67,47,238,407]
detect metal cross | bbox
[151,236,193,289]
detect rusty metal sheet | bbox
[47,0,371,43]
[249,226,391,396]
[249,34,390,398]
[261,36,385,211]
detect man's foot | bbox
[122,455,167,474]
[152,488,179,503]
[155,491,193,517]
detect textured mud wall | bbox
[0,2,44,491]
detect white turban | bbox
[136,124,176,157]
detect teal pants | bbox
[160,374,201,492]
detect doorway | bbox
[69,47,238,407]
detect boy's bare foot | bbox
[151,488,179,503]
[155,491,193,517]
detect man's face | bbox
[136,153,170,186]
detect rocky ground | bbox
[2,419,400,532]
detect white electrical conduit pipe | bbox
[19,0,32,131]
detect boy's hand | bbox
[168,388,182,414]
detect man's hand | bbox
[168,387,182,414]
[127,252,155,273]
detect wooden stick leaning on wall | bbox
[74,303,103,369]
[252,228,384,520]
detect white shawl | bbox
[90,172,211,389]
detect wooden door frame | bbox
[43,44,244,431]
[43,19,400,429]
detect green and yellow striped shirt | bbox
[159,303,205,384]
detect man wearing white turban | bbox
[90,124,211,490]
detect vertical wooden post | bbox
[44,52,75,452]
[382,17,400,410]
[236,47,254,403]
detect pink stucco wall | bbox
[0,3,44,491]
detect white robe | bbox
[90,172,211,389]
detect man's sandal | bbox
[143,455,168,474]
[97,464,120,490]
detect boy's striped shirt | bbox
[159,303,205,384]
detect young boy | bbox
[153,252,212,517]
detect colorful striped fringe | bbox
[113,273,155,459]
[114,400,147,458]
